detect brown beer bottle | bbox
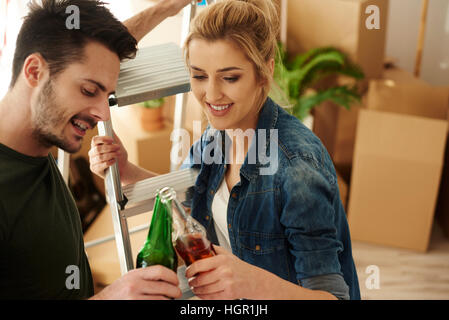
[158,187,215,266]
[136,191,178,271]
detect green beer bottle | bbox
[158,186,215,267]
[136,191,178,271]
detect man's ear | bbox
[22,53,49,88]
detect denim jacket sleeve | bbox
[279,155,344,281]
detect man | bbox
[0,0,194,299]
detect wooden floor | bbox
[352,223,449,300]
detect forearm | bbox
[123,2,175,43]
[252,267,338,300]
[121,161,157,186]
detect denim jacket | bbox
[181,97,361,300]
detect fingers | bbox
[184,246,229,279]
[89,144,120,162]
[139,266,182,299]
[188,269,217,288]
[185,255,221,279]
[187,264,234,297]
[186,267,227,300]
[191,280,224,297]
[141,265,180,286]
[128,267,182,299]
[142,280,182,299]
[88,135,121,177]
[188,270,234,300]
[91,135,114,148]
[190,271,241,300]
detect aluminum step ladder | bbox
[56,2,214,296]
[54,0,214,299]
[92,0,214,277]
[80,2,210,299]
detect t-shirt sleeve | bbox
[280,157,344,281]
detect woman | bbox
[89,0,360,300]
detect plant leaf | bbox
[288,51,345,98]
[293,86,361,120]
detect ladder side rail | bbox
[171,92,189,172]
[98,119,134,274]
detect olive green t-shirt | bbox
[0,143,93,299]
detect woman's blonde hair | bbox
[184,0,280,110]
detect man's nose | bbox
[90,98,111,122]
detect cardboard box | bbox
[313,67,449,179]
[287,0,389,79]
[382,66,429,86]
[367,80,449,120]
[348,109,448,252]
[347,73,449,251]
[313,96,366,182]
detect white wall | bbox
[0,0,29,98]
[386,0,449,86]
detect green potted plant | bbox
[139,97,165,132]
[271,43,365,127]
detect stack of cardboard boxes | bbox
[349,79,448,252]
[287,0,449,252]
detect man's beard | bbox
[31,79,82,154]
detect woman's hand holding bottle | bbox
[185,245,269,300]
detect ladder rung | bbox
[84,223,150,249]
[116,43,191,106]
[120,168,199,218]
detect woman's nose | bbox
[205,80,223,102]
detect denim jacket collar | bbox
[240,97,279,181]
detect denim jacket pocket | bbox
[237,231,294,282]
[237,231,286,255]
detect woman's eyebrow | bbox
[190,66,243,73]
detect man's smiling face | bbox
[31,41,120,153]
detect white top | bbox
[211,178,232,251]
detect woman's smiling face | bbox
[188,39,265,131]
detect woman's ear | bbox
[258,58,276,87]
[268,58,275,77]
[22,53,49,88]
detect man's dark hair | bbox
[10,0,137,88]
